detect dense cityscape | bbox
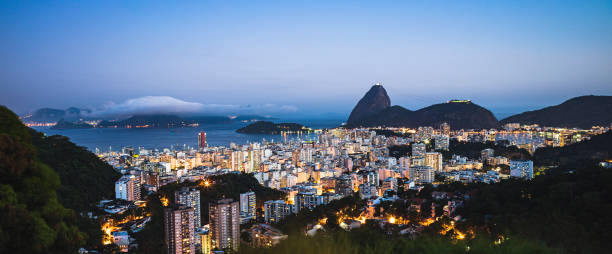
[96,121,611,253]
[2,1,612,254]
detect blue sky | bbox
[1,0,611,118]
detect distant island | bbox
[236,121,311,134]
[51,119,94,129]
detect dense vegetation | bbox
[237,229,556,254]
[0,106,85,253]
[236,121,309,134]
[459,165,612,253]
[29,129,121,213]
[274,194,366,235]
[1,106,121,252]
[133,173,285,253]
[533,131,611,167]
[440,140,531,161]
[30,119,121,250]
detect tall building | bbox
[434,135,449,151]
[115,174,141,201]
[411,156,426,167]
[164,206,196,254]
[294,191,325,213]
[239,192,256,224]
[197,226,211,254]
[361,170,379,186]
[510,160,534,180]
[481,148,494,161]
[381,177,397,192]
[198,131,207,149]
[425,152,443,172]
[175,187,201,228]
[264,200,292,224]
[209,199,240,251]
[335,175,353,197]
[412,143,426,157]
[409,166,435,184]
[440,122,451,136]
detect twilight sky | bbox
[1,0,611,118]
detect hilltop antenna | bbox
[375,82,382,86]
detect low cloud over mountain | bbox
[23,96,299,122]
[89,96,299,118]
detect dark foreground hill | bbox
[501,95,612,128]
[1,105,121,253]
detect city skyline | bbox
[2,1,612,116]
[2,1,612,254]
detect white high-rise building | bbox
[164,206,195,254]
[412,143,427,157]
[409,166,435,184]
[239,192,256,224]
[264,200,292,224]
[434,135,450,151]
[209,199,240,251]
[175,187,201,228]
[425,152,443,172]
[115,174,140,201]
[510,160,533,179]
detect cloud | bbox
[87,96,297,118]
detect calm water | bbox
[32,119,342,152]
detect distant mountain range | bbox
[21,107,91,122]
[94,114,275,128]
[21,106,278,128]
[346,85,611,129]
[500,95,612,129]
[97,114,196,128]
[346,85,499,129]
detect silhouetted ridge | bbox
[501,95,612,128]
[346,86,499,129]
[347,83,391,125]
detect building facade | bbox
[174,187,201,228]
[239,192,256,224]
[510,160,534,179]
[164,206,196,254]
[409,166,435,184]
[198,131,207,149]
[115,174,141,201]
[209,199,240,251]
[263,200,292,224]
